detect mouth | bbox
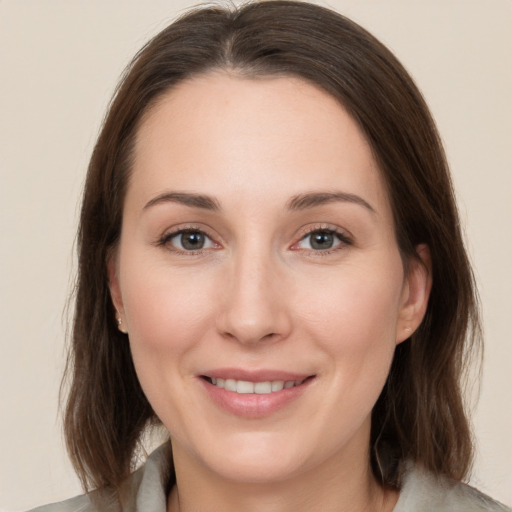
[201,376,312,395]
[198,369,316,417]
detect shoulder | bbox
[27,493,96,512]
[26,444,171,512]
[394,463,511,512]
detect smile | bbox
[199,370,315,417]
[205,377,308,394]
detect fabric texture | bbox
[28,444,511,512]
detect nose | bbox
[215,250,292,345]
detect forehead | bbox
[129,72,390,217]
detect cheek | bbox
[296,257,404,393]
[121,261,215,350]
[118,258,222,433]
[301,268,402,345]
[117,252,221,409]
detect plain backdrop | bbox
[1,0,511,510]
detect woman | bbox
[29,1,510,511]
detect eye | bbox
[294,228,350,252]
[161,229,217,252]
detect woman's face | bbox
[110,73,429,484]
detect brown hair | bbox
[64,0,481,497]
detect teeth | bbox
[225,379,237,392]
[271,381,284,392]
[209,378,303,394]
[254,382,271,394]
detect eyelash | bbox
[292,224,353,256]
[156,225,219,256]
[156,224,352,256]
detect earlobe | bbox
[396,244,432,344]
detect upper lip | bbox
[200,368,314,382]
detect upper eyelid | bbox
[161,224,216,240]
[164,229,213,242]
[295,224,352,240]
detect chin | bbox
[182,429,327,485]
[207,450,305,484]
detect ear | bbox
[396,244,432,344]
[107,250,127,333]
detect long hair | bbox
[64,0,481,496]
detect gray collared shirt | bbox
[28,444,511,512]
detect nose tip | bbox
[219,320,281,346]
[218,305,289,344]
[216,294,291,345]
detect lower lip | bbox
[200,378,314,418]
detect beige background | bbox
[1,0,511,510]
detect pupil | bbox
[181,232,204,250]
[311,231,334,250]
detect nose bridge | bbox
[216,241,291,344]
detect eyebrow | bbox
[143,190,375,215]
[286,192,376,214]
[143,192,221,211]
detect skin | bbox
[109,73,431,512]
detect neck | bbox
[167,442,397,512]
